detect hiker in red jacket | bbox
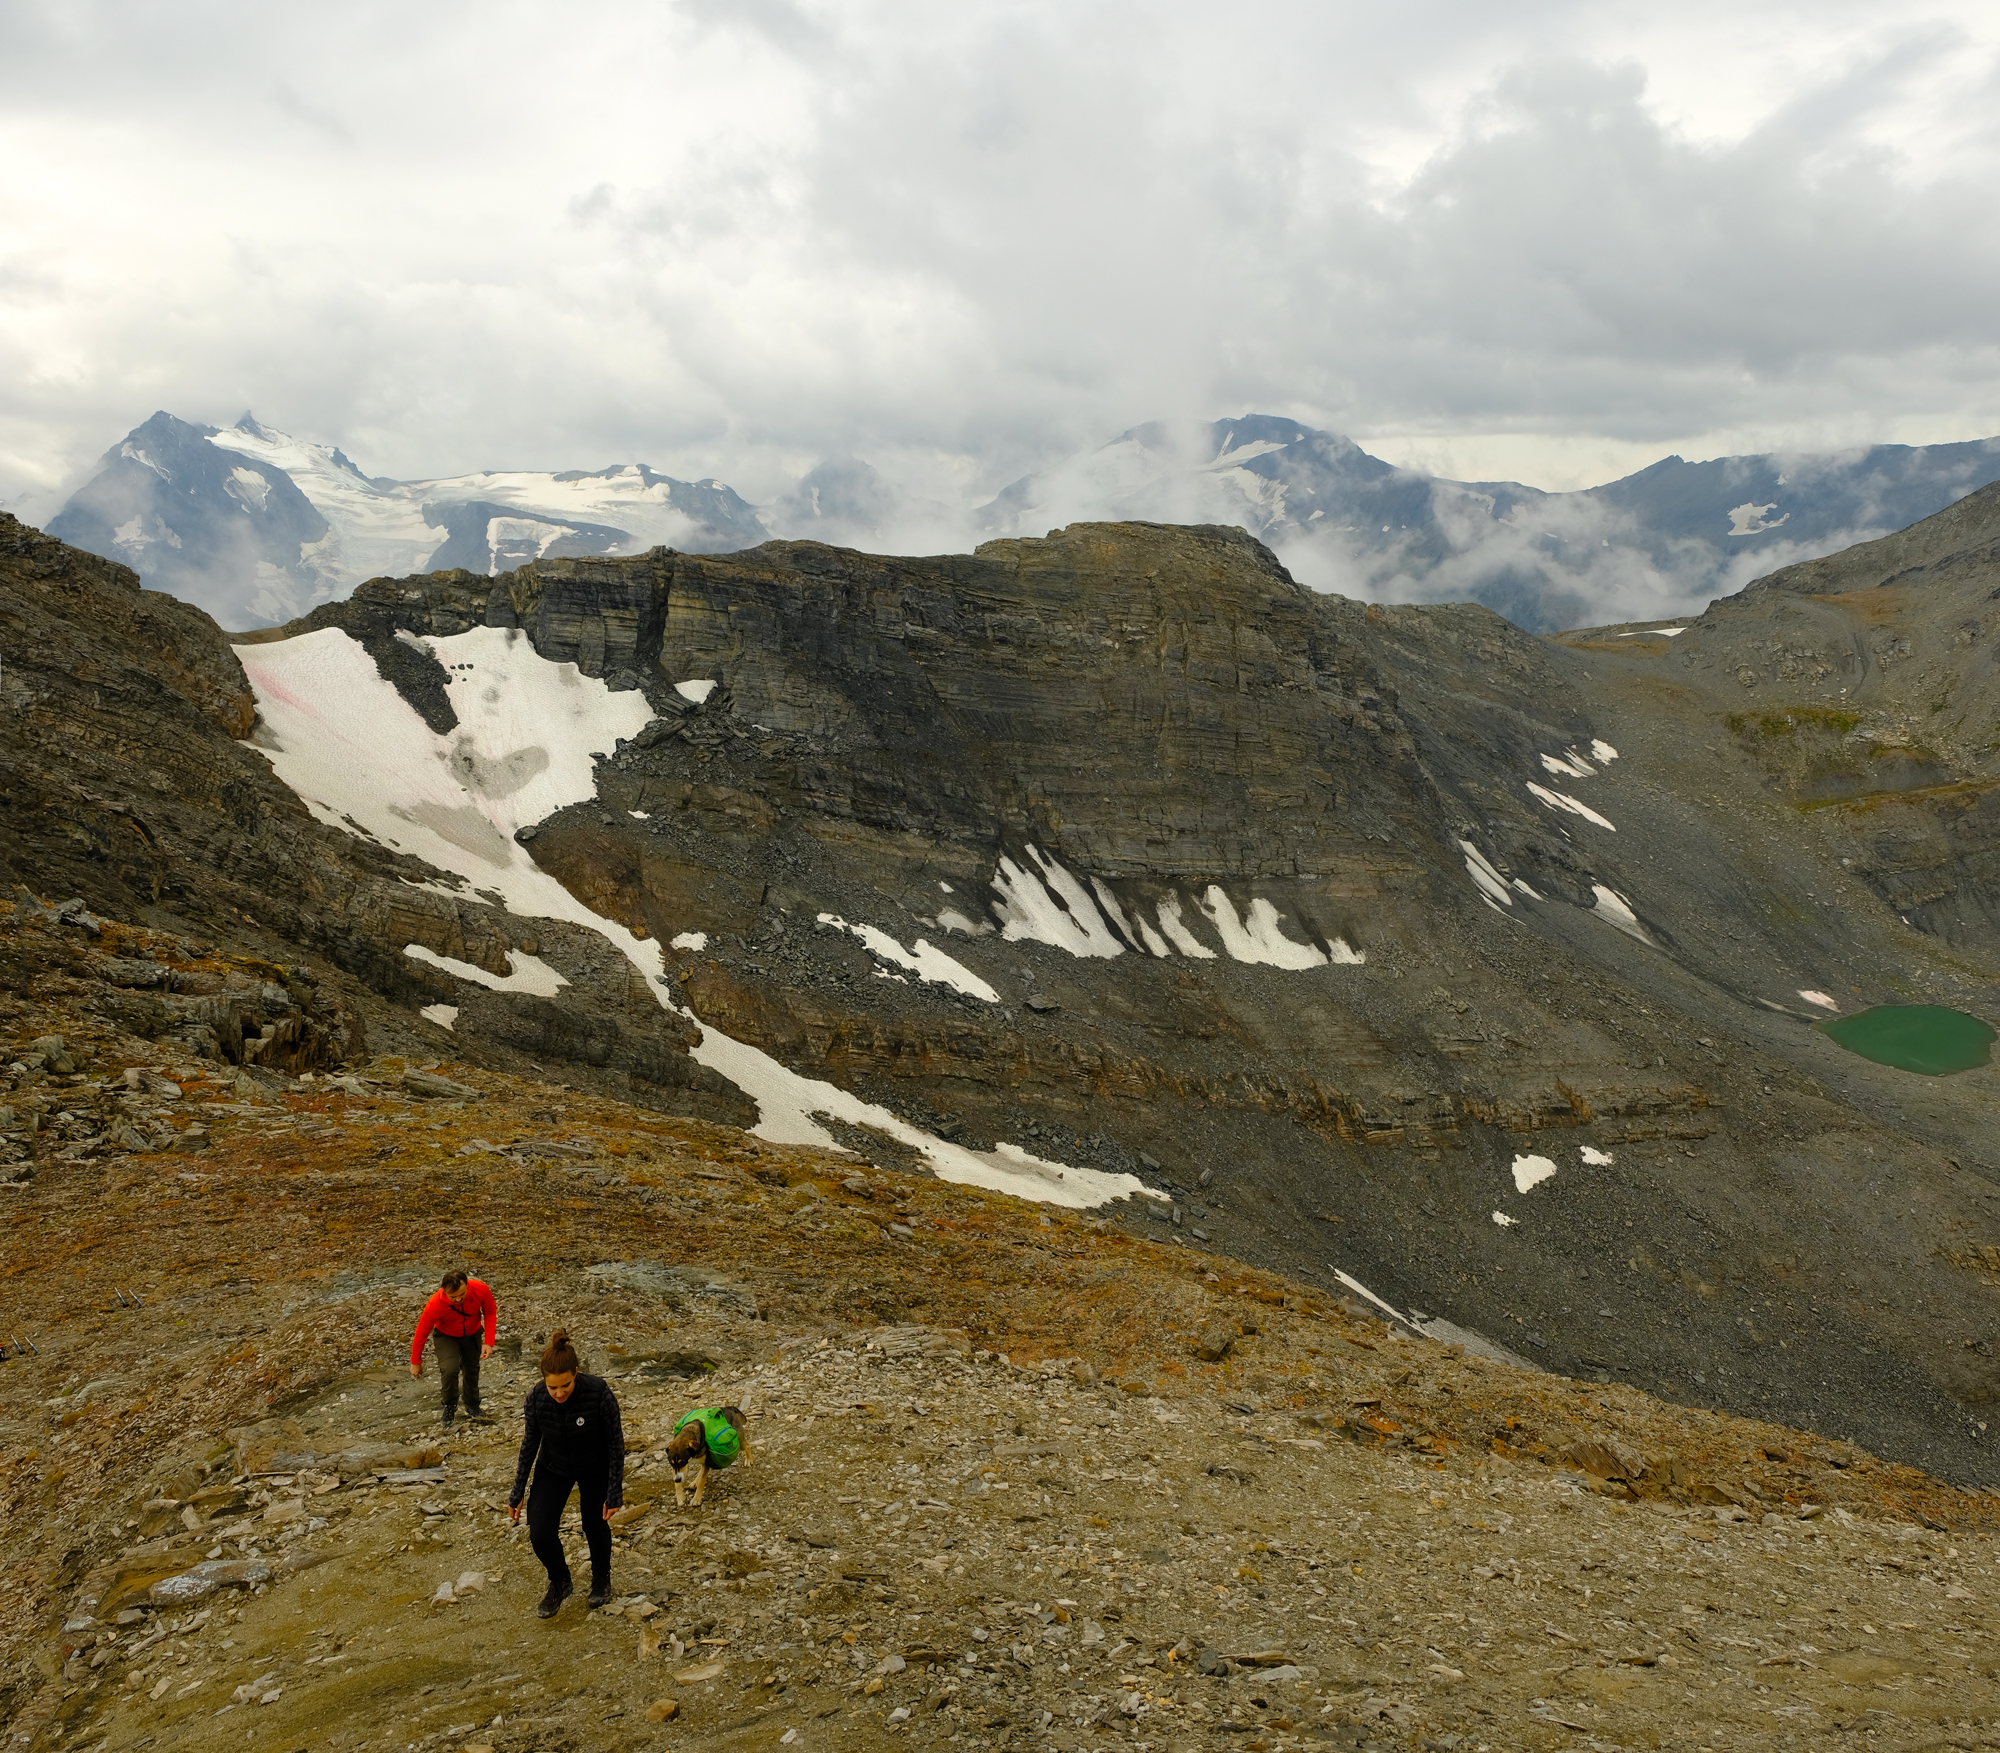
[410,1270,498,1428]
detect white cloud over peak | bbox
[3,0,1999,522]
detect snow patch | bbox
[1153,892,1218,957]
[1727,502,1788,536]
[674,679,717,705]
[404,943,569,997]
[983,853,1354,970]
[1196,887,1358,968]
[934,909,989,937]
[1590,739,1620,762]
[226,467,271,510]
[1330,1269,1412,1328]
[1510,1154,1557,1194]
[685,1027,1149,1207]
[670,931,708,952]
[1580,1145,1615,1166]
[1329,1269,1537,1368]
[818,914,999,1002]
[1589,883,1651,944]
[1526,782,1616,831]
[235,627,649,880]
[487,515,577,565]
[420,1004,459,1030]
[1540,751,1593,780]
[1492,1211,1518,1228]
[1798,989,1838,1011]
[1089,878,1150,955]
[1458,841,1513,911]
[990,847,1126,958]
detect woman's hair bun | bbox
[539,1327,581,1376]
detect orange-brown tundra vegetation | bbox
[3,902,1999,1753]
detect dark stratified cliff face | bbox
[10,507,2000,1485]
[0,513,751,1124]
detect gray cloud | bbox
[273,81,356,147]
[4,0,1999,555]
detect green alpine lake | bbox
[1816,1003,1997,1076]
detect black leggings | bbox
[526,1469,611,1592]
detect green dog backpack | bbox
[675,1407,742,1468]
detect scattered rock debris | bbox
[2,901,1998,1752]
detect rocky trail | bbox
[4,898,2000,1753]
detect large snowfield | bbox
[233,626,1150,1208]
[211,420,752,594]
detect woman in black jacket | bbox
[507,1329,625,1616]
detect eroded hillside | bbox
[3,900,1999,1753]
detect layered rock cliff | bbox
[7,507,2000,1486]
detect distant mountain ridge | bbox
[46,408,2000,632]
[974,414,2000,631]
[47,412,770,628]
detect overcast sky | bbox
[6,0,2000,522]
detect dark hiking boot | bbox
[587,1581,613,1610]
[440,1411,456,1430]
[536,1578,572,1619]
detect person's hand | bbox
[481,1342,494,1361]
[600,1501,619,1521]
[409,1360,421,1378]
[508,1501,521,1525]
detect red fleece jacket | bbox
[410,1279,497,1366]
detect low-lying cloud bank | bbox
[6,2,2000,565]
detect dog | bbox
[666,1405,748,1507]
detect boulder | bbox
[147,1559,273,1605]
[403,1070,479,1099]
[232,1420,314,1474]
[1568,1438,1649,1483]
[1193,1323,1235,1363]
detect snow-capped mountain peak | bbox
[53,413,772,628]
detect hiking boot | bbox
[463,1406,490,1422]
[535,1578,572,1619]
[587,1581,613,1610]
[440,1411,456,1430]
